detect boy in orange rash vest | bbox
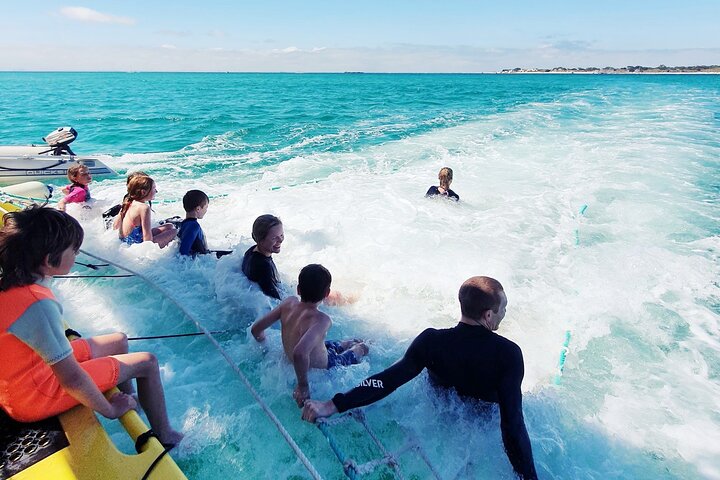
[0,206,182,447]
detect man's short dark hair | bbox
[458,276,504,320]
[298,264,332,303]
[182,190,209,212]
[0,206,83,291]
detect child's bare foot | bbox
[339,338,363,350]
[159,429,184,449]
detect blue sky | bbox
[2,1,719,71]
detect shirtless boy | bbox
[251,264,368,406]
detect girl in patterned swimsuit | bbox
[118,175,176,248]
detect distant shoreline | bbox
[0,69,719,75]
[500,65,720,74]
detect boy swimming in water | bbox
[251,264,368,406]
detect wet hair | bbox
[298,264,332,303]
[458,276,504,320]
[183,190,209,212]
[0,206,83,291]
[438,167,453,190]
[119,175,155,220]
[67,163,88,183]
[126,171,149,184]
[252,214,282,243]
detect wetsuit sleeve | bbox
[497,344,537,480]
[425,186,438,197]
[254,261,282,300]
[178,221,200,256]
[193,227,209,255]
[332,329,433,413]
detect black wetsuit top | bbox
[178,218,210,256]
[332,322,537,479]
[241,245,282,300]
[425,186,459,201]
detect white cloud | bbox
[60,6,135,26]
[157,29,191,38]
[271,46,328,55]
[161,44,177,50]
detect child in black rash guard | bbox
[425,166,459,201]
[241,214,284,299]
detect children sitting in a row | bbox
[54,169,367,412]
[57,166,228,258]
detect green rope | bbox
[573,204,588,246]
[553,330,572,385]
[151,193,229,205]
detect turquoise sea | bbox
[1,72,719,479]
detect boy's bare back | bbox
[278,297,331,369]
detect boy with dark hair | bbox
[178,190,210,257]
[177,190,232,258]
[251,264,368,406]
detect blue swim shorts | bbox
[325,340,360,369]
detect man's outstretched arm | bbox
[302,329,432,422]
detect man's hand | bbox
[301,400,338,423]
[293,384,310,407]
[104,392,137,419]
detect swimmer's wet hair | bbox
[183,190,209,212]
[298,264,332,303]
[252,214,282,243]
[438,167,453,189]
[120,175,155,221]
[0,206,83,291]
[126,171,149,184]
[67,163,88,182]
[458,276,504,319]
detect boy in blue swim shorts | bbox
[251,264,368,407]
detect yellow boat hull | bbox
[6,396,186,480]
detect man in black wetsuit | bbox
[301,276,538,479]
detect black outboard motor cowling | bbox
[42,127,77,155]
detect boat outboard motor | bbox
[42,126,77,155]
